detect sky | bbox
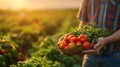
[0,0,82,10]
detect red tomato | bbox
[64,45,70,50]
[64,36,69,43]
[70,36,78,43]
[76,41,82,46]
[0,49,6,54]
[66,34,74,42]
[64,33,71,42]
[78,34,87,39]
[67,34,74,40]
[78,34,87,43]
[59,40,67,49]
[65,33,71,37]
[79,38,87,43]
[83,42,90,50]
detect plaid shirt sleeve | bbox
[77,0,89,22]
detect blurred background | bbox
[0,0,83,67]
[0,0,82,10]
[0,0,82,35]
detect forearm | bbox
[104,29,120,44]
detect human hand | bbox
[83,37,108,54]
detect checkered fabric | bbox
[77,0,120,31]
[77,0,120,52]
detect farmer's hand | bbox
[83,37,108,54]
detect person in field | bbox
[77,0,120,67]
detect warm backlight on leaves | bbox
[0,0,84,67]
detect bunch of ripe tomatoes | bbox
[58,33,91,55]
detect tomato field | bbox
[0,9,83,67]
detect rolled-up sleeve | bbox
[77,0,89,22]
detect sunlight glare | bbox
[8,0,26,10]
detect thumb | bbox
[94,37,105,49]
[93,43,100,49]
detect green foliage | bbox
[0,9,79,35]
[71,24,113,43]
[0,9,82,67]
[0,35,27,67]
[13,36,82,67]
